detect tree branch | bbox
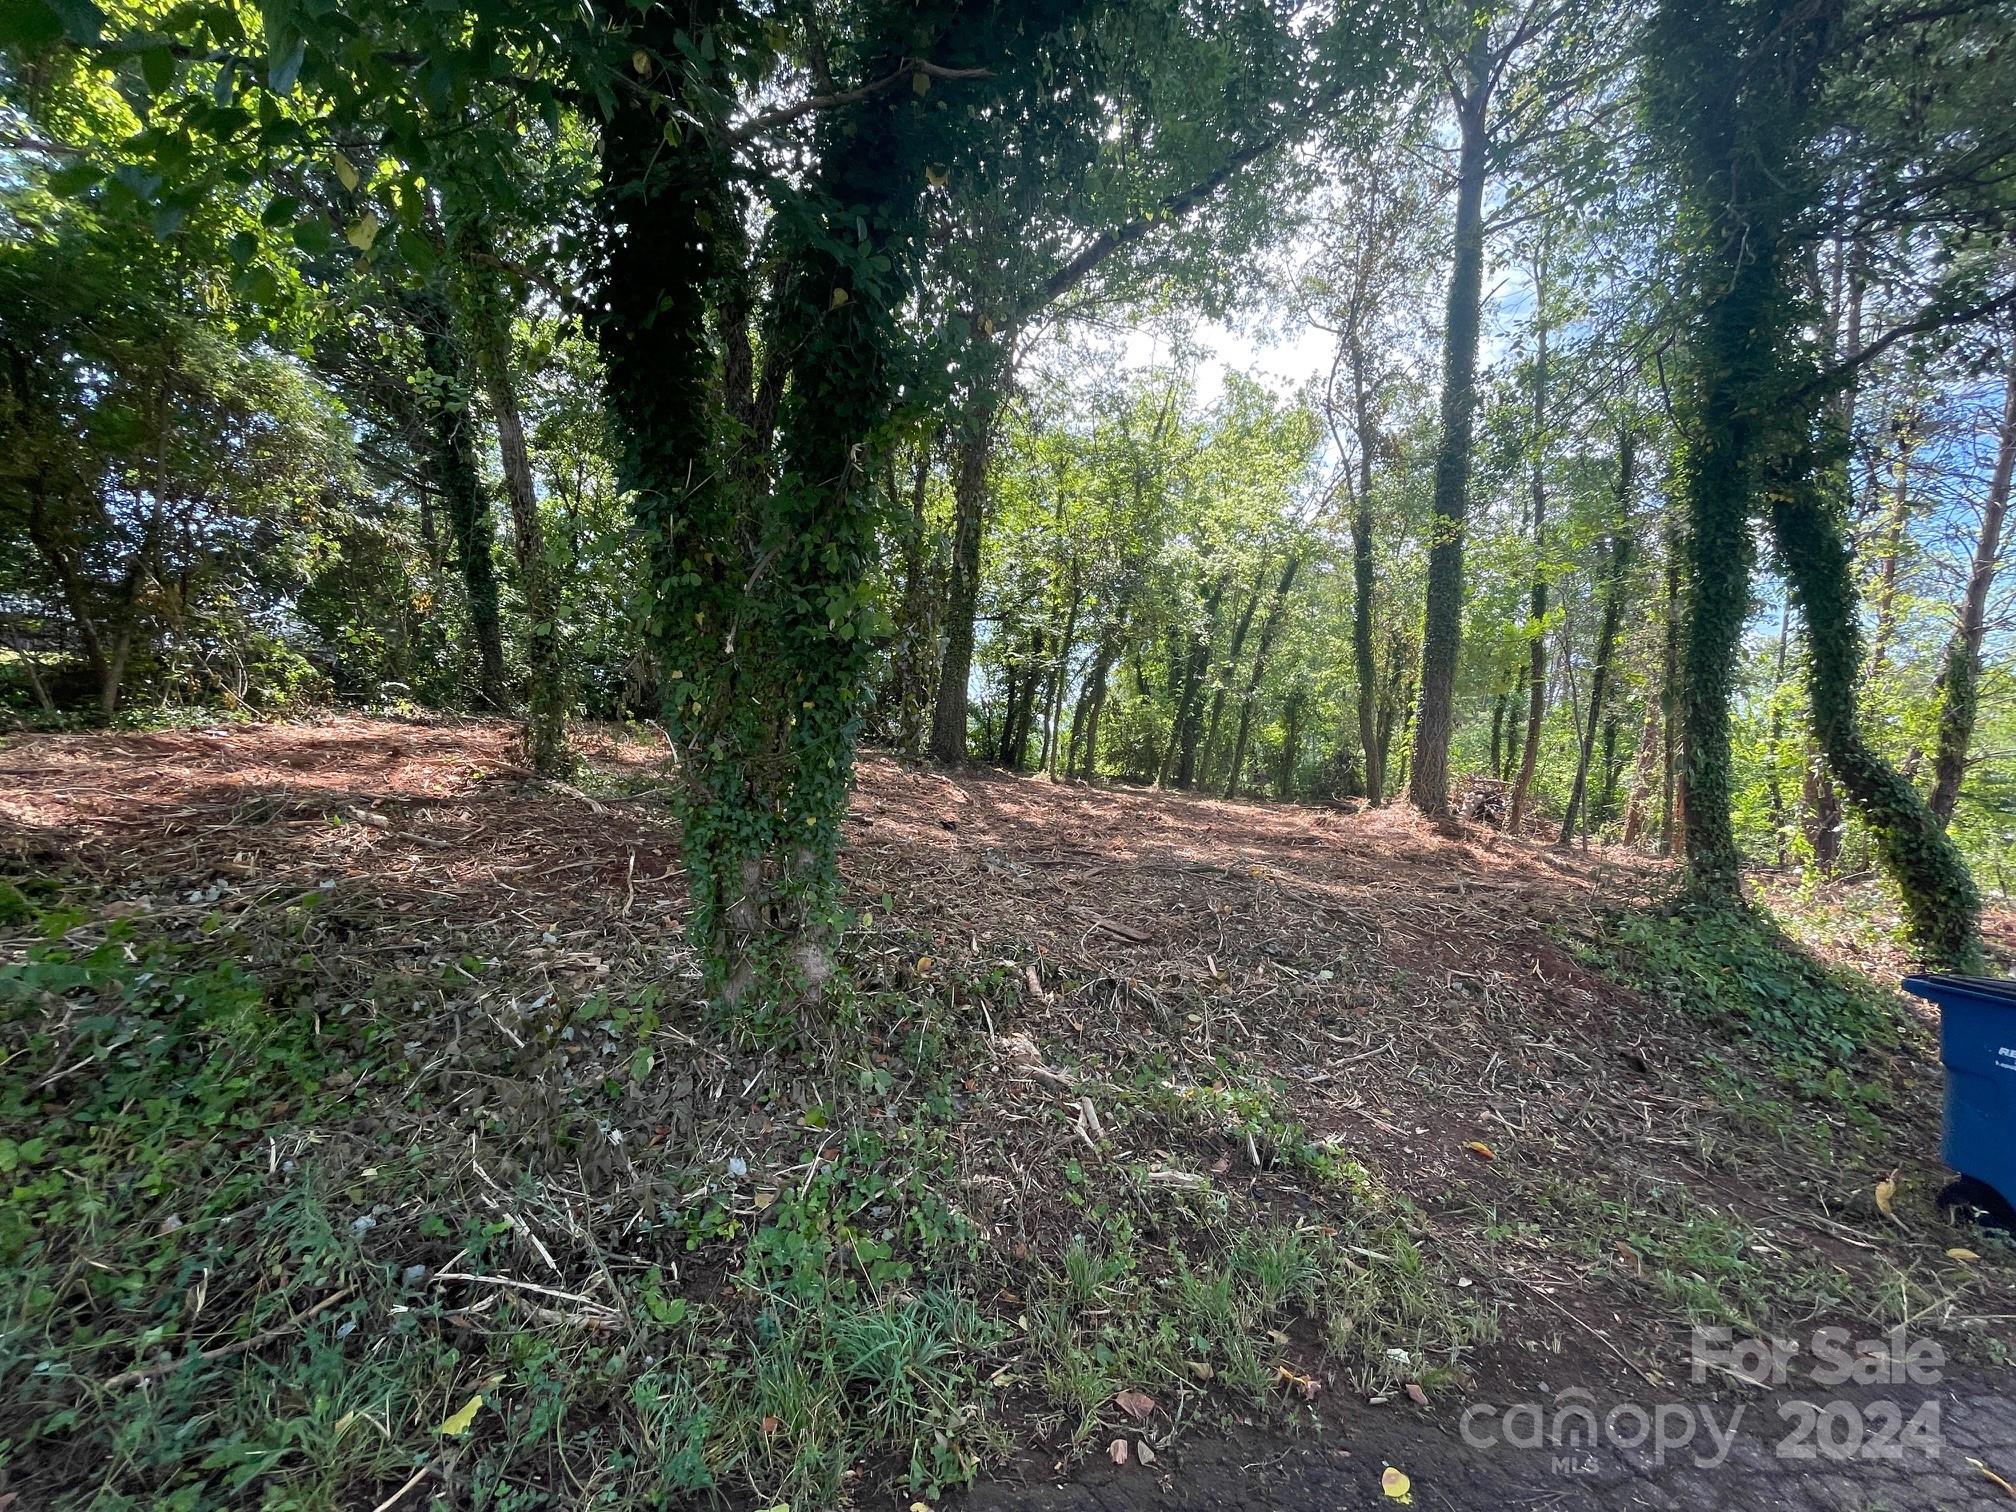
[727,59,992,143]
[1015,133,1284,328]
[1795,286,2016,403]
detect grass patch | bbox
[0,890,1490,1510]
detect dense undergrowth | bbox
[1591,894,1903,1067]
[0,881,1489,1510]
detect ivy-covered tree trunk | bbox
[451,229,570,774]
[1929,335,2014,824]
[1199,569,1266,786]
[1162,570,1227,789]
[929,402,996,765]
[412,288,507,713]
[1767,465,1981,967]
[1225,555,1300,800]
[1074,628,1122,780]
[1409,40,1489,819]
[1644,0,1828,897]
[594,10,748,992]
[1279,685,1304,798]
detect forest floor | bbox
[5,714,2016,1510]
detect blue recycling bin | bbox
[1902,973,2016,1214]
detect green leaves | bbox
[140,44,175,92]
[0,0,102,49]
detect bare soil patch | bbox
[4,716,2013,1510]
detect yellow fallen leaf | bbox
[437,1394,484,1436]
[1382,1465,1413,1504]
[1464,1140,1495,1161]
[1875,1172,1899,1222]
[910,1502,934,1512]
[1276,1365,1320,1400]
[916,956,934,972]
[1948,1247,1981,1262]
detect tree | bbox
[1558,428,1634,842]
[1643,0,2009,965]
[1304,146,1437,805]
[1929,324,2016,824]
[1407,0,1623,817]
[926,0,1404,764]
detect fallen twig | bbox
[102,1286,357,1390]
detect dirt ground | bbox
[6,714,2016,1510]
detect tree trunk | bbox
[1279,687,1304,799]
[413,288,507,713]
[1597,710,1623,824]
[1767,468,1980,968]
[1409,39,1491,819]
[1510,241,1551,832]
[1765,599,1792,865]
[1864,412,1916,683]
[998,628,1044,770]
[930,373,1001,765]
[1559,437,1635,843]
[1161,571,1228,788]
[892,439,937,759]
[452,228,570,773]
[594,5,963,1002]
[1929,332,2015,824]
[1077,642,1116,780]
[1377,634,1410,794]
[1660,529,1682,857]
[1621,680,1662,848]
[1646,0,1851,898]
[1226,557,1301,799]
[1200,569,1267,786]
[1044,584,1082,778]
[1501,657,1526,782]
[1802,749,1843,871]
[24,500,111,696]
[1349,340,1385,806]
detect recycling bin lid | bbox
[1902,973,2016,1006]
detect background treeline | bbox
[2,0,2012,986]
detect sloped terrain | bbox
[3,716,2013,1510]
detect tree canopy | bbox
[6,0,2015,982]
